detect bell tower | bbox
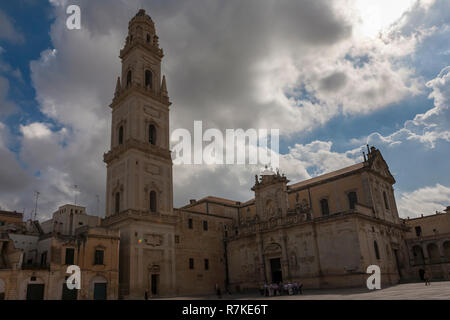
[102,9,176,299]
[104,9,172,217]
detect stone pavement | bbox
[159,281,450,300]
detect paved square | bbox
[161,281,450,300]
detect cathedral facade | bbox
[101,10,411,299]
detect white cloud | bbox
[397,184,450,218]
[367,66,450,148]
[20,123,53,139]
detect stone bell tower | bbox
[102,9,176,299]
[104,9,173,217]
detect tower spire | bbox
[114,77,121,97]
[161,75,168,97]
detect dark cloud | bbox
[320,72,348,91]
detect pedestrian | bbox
[144,290,148,300]
[215,283,222,298]
[419,268,425,282]
[423,270,431,286]
[264,283,269,296]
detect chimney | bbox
[189,199,196,205]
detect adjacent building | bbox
[404,207,450,281]
[0,208,119,300]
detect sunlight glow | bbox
[354,0,417,38]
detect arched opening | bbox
[115,192,120,214]
[348,191,357,210]
[383,191,389,209]
[0,278,5,300]
[427,243,440,263]
[150,191,157,213]
[126,70,132,87]
[149,124,157,145]
[146,34,151,43]
[413,245,425,265]
[444,241,450,260]
[145,70,152,88]
[118,126,124,145]
[374,240,380,260]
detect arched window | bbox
[126,70,132,87]
[413,245,424,265]
[149,124,156,145]
[427,243,440,263]
[115,192,120,214]
[118,126,124,145]
[383,191,389,209]
[145,70,152,88]
[146,34,151,43]
[444,242,450,260]
[320,198,329,216]
[374,240,380,260]
[150,191,157,213]
[348,191,357,210]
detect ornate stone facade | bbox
[99,10,418,298]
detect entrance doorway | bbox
[93,283,107,300]
[270,258,282,283]
[26,284,45,300]
[151,274,159,295]
[62,283,78,300]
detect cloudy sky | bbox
[0,0,449,220]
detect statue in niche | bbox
[265,199,276,218]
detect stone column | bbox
[282,233,291,281]
[256,234,266,283]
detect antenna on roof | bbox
[34,191,40,221]
[74,185,78,205]
[96,194,100,216]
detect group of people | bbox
[260,282,303,296]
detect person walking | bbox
[215,283,222,298]
[423,269,431,286]
[419,268,425,282]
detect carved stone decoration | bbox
[144,233,163,247]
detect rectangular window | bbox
[204,259,209,270]
[189,258,194,269]
[94,250,104,265]
[415,226,422,237]
[203,220,208,231]
[40,251,47,267]
[188,218,193,229]
[175,235,180,244]
[320,199,329,216]
[348,191,358,210]
[65,248,75,265]
[383,191,390,210]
